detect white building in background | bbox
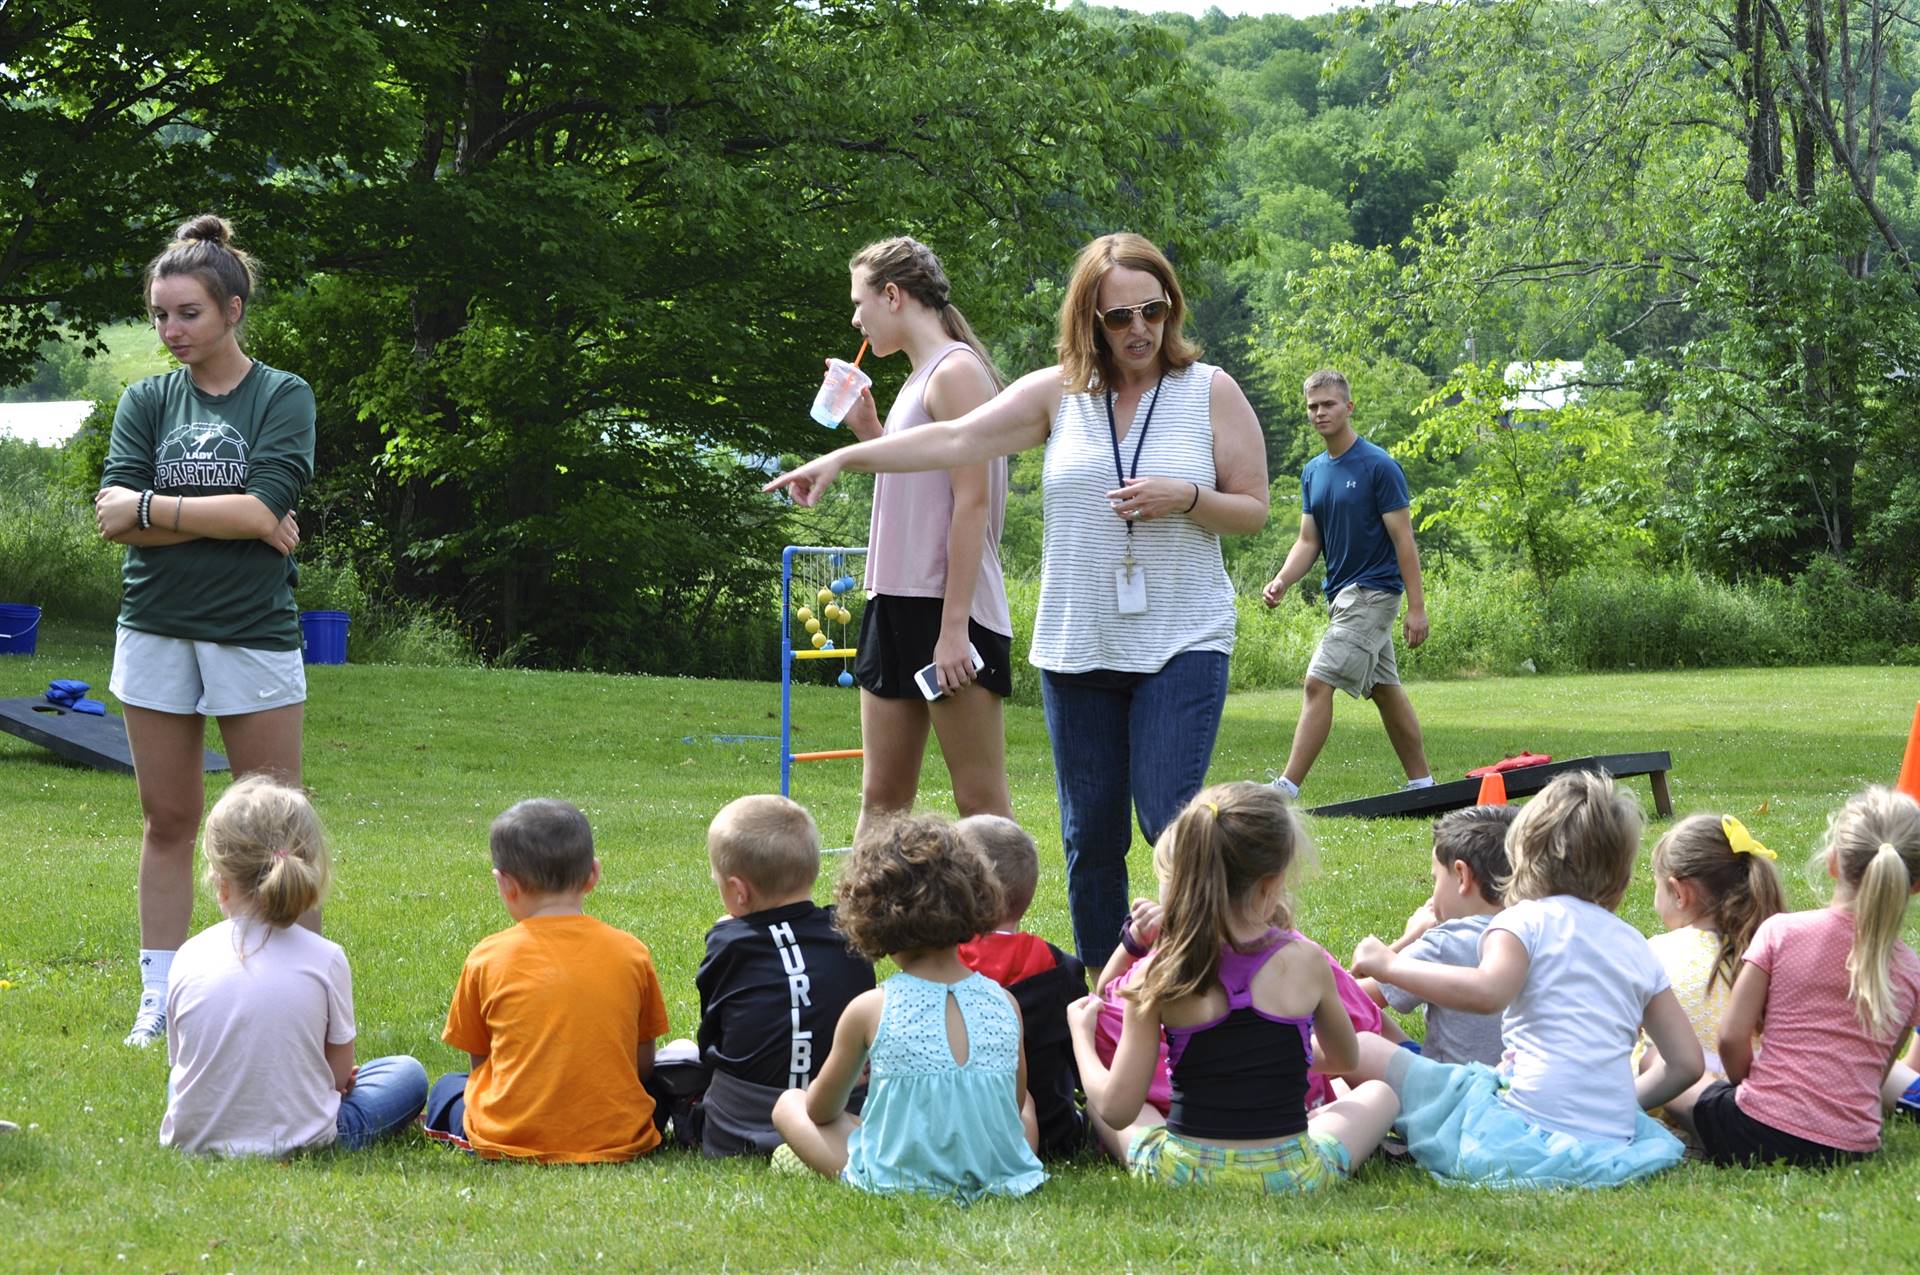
[1502,360,1586,413]
[0,400,93,446]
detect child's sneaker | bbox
[769,1143,810,1175]
[123,992,166,1048]
[1896,1079,1920,1122]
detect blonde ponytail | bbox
[1130,783,1310,1014]
[937,302,1007,392]
[204,776,331,930]
[1823,787,1920,1036]
[1134,802,1231,1013]
[1846,843,1914,1036]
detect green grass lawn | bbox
[2,621,1916,1272]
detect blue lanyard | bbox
[1105,370,1159,489]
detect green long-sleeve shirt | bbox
[101,362,316,650]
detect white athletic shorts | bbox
[109,626,307,717]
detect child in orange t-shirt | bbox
[424,799,670,1162]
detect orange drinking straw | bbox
[852,339,869,368]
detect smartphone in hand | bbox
[913,644,985,700]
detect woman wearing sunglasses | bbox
[768,233,1269,967]
[834,236,1015,838]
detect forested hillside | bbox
[5,0,1915,673]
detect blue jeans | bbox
[1040,649,1229,967]
[424,1071,471,1147]
[335,1055,429,1150]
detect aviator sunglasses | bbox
[1096,298,1171,331]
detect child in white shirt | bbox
[1349,770,1703,1188]
[162,778,425,1156]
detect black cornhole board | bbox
[1307,751,1674,820]
[0,697,229,775]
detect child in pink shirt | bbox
[1669,786,1920,1165]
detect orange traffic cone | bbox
[1476,770,1508,806]
[1897,701,1920,804]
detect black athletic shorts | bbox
[1690,1080,1867,1168]
[853,594,1013,700]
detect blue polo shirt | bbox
[1300,436,1410,599]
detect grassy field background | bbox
[2,620,1916,1272]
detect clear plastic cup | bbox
[809,358,872,428]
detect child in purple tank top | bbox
[1070,782,1398,1193]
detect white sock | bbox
[138,949,174,1000]
[1405,775,1435,789]
[1274,776,1300,800]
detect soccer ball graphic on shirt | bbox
[155,421,250,490]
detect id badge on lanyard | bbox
[1107,375,1164,616]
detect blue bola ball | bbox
[831,575,854,594]
[837,670,854,688]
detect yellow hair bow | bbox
[1205,801,1220,819]
[1722,815,1776,861]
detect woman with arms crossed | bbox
[836,238,1013,836]
[94,215,315,1046]
[771,233,1268,967]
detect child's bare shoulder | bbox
[1272,935,1328,978]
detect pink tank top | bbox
[864,342,1011,636]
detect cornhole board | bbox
[0,697,229,775]
[1307,751,1673,820]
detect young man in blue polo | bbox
[1260,369,1432,801]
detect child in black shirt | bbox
[685,795,875,1156]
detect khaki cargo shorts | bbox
[1305,585,1401,699]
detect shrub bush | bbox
[0,439,123,625]
[293,555,481,668]
[1003,558,1913,699]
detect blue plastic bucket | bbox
[0,603,41,656]
[299,610,350,665]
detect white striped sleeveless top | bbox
[1029,362,1236,674]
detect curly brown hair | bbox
[835,814,1004,961]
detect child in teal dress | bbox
[771,814,1046,1200]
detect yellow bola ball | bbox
[831,606,849,625]
[810,632,828,649]
[817,587,834,605]
[796,606,814,624]
[805,618,821,635]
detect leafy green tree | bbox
[243,0,1228,669]
[1273,0,1918,591]
[0,1,392,385]
[1396,363,1665,595]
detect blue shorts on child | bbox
[1396,1054,1685,1189]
